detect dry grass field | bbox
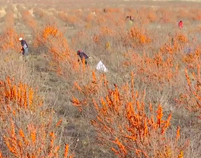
[1,0,201,157]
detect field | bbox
[1,0,201,157]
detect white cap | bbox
[19,37,23,41]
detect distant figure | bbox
[178,20,183,29]
[171,37,175,45]
[19,37,28,56]
[185,47,192,55]
[126,16,134,22]
[185,43,193,55]
[77,50,89,64]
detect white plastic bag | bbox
[96,61,108,72]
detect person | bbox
[19,37,29,56]
[126,16,134,22]
[178,20,183,29]
[77,50,89,64]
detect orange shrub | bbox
[34,24,83,77]
[2,7,21,51]
[72,72,186,157]
[72,71,106,111]
[1,118,73,158]
[34,25,70,59]
[0,28,22,52]
[182,47,201,68]
[176,64,201,119]
[128,27,151,47]
[160,33,188,55]
[122,51,179,87]
[0,77,42,112]
[0,76,73,157]
[176,33,188,43]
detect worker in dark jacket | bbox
[77,50,89,64]
[19,37,28,55]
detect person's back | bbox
[77,50,89,64]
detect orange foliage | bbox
[176,64,201,119]
[182,47,201,67]
[0,77,42,111]
[3,119,72,158]
[64,144,73,158]
[123,51,179,86]
[160,33,188,55]
[36,25,71,60]
[0,7,23,52]
[176,34,188,43]
[0,29,22,52]
[34,25,80,75]
[72,72,185,157]
[0,76,72,157]
[128,27,151,47]
[42,25,61,41]
[72,71,106,111]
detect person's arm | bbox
[83,53,89,59]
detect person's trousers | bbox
[23,48,29,55]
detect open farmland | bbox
[1,0,201,157]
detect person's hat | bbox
[19,37,23,41]
[77,50,81,54]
